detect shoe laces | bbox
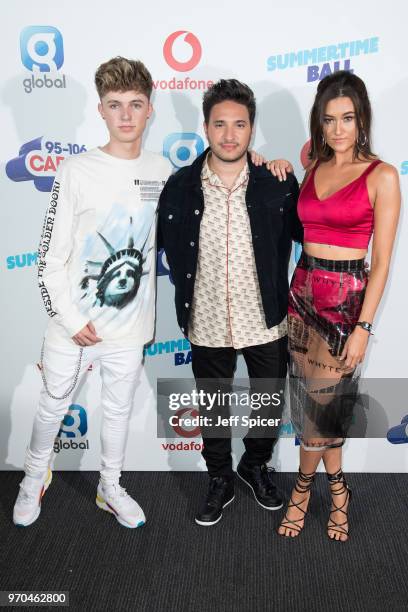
[18,479,42,504]
[207,477,229,502]
[103,483,130,501]
[259,465,277,491]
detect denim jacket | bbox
[158,148,303,336]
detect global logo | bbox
[6,137,86,192]
[387,415,408,444]
[163,31,202,72]
[156,248,173,284]
[54,404,89,454]
[58,404,88,438]
[163,133,205,169]
[20,26,64,72]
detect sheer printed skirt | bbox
[288,252,368,450]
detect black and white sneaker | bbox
[195,476,235,526]
[237,459,283,510]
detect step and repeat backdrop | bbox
[1,0,407,473]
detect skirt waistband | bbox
[299,252,366,272]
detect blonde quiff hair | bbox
[95,57,153,99]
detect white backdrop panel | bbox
[1,0,407,472]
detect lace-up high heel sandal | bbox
[327,469,352,542]
[277,469,315,537]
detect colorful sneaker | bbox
[96,482,146,528]
[13,469,52,527]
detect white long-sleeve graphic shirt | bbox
[38,147,172,347]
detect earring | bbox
[357,130,367,147]
[321,133,326,147]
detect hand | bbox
[249,150,267,166]
[72,322,102,347]
[266,159,294,182]
[339,327,369,370]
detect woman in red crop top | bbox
[271,71,400,542]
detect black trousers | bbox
[190,336,288,478]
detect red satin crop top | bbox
[298,160,381,249]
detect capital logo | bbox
[6,136,63,192]
[20,26,64,72]
[163,133,204,169]
[172,408,201,438]
[163,31,202,72]
[387,415,408,444]
[58,404,88,438]
[6,137,86,192]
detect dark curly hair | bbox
[203,79,256,125]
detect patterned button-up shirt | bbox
[188,155,287,349]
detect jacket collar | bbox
[186,147,257,186]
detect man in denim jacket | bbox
[159,79,303,526]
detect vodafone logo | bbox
[163,31,202,72]
[171,407,201,438]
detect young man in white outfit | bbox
[13,57,172,528]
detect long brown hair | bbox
[309,71,376,162]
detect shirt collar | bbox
[201,153,249,190]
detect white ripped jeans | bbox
[25,340,143,486]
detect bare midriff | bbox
[303,242,367,260]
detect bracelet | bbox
[355,321,374,335]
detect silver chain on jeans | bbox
[40,339,84,400]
